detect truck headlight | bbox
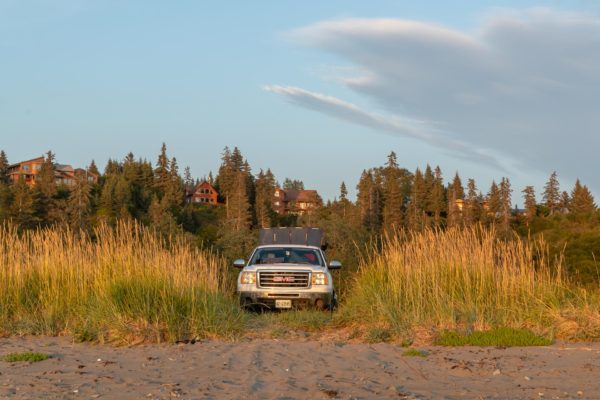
[312,272,328,285]
[241,272,256,285]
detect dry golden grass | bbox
[345,226,600,341]
[0,222,243,343]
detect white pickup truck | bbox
[234,227,341,310]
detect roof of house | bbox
[8,156,44,169]
[297,190,319,202]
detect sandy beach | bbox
[0,337,598,399]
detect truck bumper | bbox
[238,290,334,310]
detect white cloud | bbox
[263,84,505,170]
[269,9,600,191]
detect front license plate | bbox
[275,299,292,309]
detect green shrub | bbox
[435,328,552,347]
[3,352,49,362]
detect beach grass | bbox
[343,226,600,341]
[0,222,244,343]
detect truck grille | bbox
[258,271,310,288]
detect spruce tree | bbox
[255,169,276,228]
[499,177,512,232]
[427,166,445,226]
[559,191,570,213]
[0,150,9,184]
[338,181,350,219]
[446,172,464,228]
[67,174,92,230]
[10,177,37,228]
[543,171,561,215]
[356,169,382,232]
[487,181,501,222]
[227,171,251,231]
[407,168,426,230]
[35,151,58,225]
[570,179,596,214]
[522,186,537,224]
[154,143,171,198]
[464,178,481,226]
[382,152,403,232]
[88,160,100,177]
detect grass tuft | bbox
[3,352,49,362]
[435,328,552,347]
[365,327,392,343]
[402,348,428,357]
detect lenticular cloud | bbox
[270,9,600,191]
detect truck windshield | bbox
[250,247,323,266]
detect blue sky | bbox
[2,1,600,202]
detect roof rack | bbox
[259,227,323,247]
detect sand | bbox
[0,337,599,399]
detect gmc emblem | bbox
[273,276,295,283]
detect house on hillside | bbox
[7,156,44,186]
[272,188,322,215]
[7,157,98,187]
[188,181,220,205]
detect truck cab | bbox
[234,228,341,310]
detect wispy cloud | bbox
[264,84,504,169]
[269,9,600,190]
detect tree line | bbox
[0,145,598,281]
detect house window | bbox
[33,164,41,171]
[274,191,280,197]
[22,165,30,172]
[274,201,280,206]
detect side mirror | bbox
[233,259,246,268]
[329,260,342,270]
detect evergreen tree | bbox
[407,168,426,230]
[464,178,481,226]
[227,171,251,231]
[10,177,37,228]
[88,160,100,177]
[426,166,445,226]
[183,166,194,192]
[104,158,122,175]
[446,172,464,228]
[382,151,403,232]
[499,177,512,232]
[522,186,537,224]
[338,181,351,219]
[67,174,92,230]
[570,179,596,214]
[559,191,570,213]
[283,178,304,191]
[0,150,9,184]
[487,181,501,222]
[356,169,382,232]
[37,151,57,199]
[149,195,178,236]
[255,169,276,228]
[35,151,58,225]
[543,171,561,215]
[154,143,171,198]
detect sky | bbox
[2,0,600,203]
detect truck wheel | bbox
[328,291,338,311]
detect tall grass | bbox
[345,226,600,340]
[0,222,243,343]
